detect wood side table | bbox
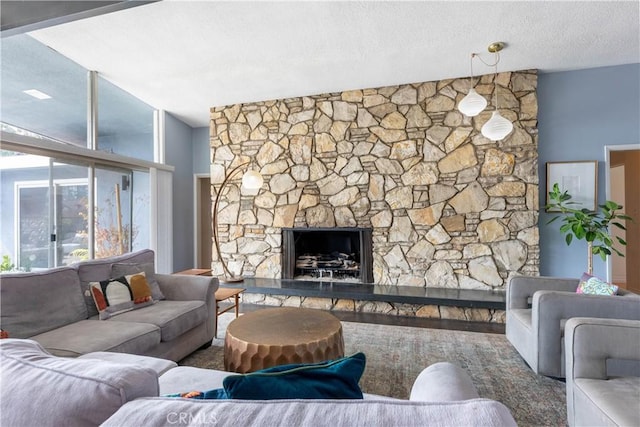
[214,287,245,338]
[224,307,344,373]
[173,268,212,276]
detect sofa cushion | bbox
[102,397,517,427]
[106,300,207,342]
[79,351,178,376]
[505,308,535,373]
[75,249,155,317]
[111,262,165,300]
[0,266,88,338]
[508,308,532,328]
[0,339,159,427]
[574,377,640,427]
[90,273,154,319]
[159,366,232,395]
[30,319,160,357]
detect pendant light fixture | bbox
[481,42,513,141]
[458,42,513,141]
[457,54,487,117]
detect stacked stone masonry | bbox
[210,70,539,322]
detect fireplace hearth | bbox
[282,227,373,283]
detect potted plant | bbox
[545,183,632,274]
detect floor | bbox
[224,302,505,334]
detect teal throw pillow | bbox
[224,352,366,400]
[165,352,366,400]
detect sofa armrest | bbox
[1,339,159,427]
[155,274,219,303]
[565,317,640,426]
[565,317,640,381]
[533,291,640,375]
[409,362,479,402]
[507,276,578,310]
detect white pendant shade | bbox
[457,88,488,117]
[241,170,263,189]
[481,111,514,141]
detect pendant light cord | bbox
[494,61,499,111]
[469,54,477,89]
[473,51,501,112]
[475,51,500,68]
[470,51,501,111]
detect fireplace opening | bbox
[282,227,373,283]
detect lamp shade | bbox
[457,88,487,117]
[241,170,263,189]
[481,111,513,141]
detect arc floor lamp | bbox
[212,161,263,283]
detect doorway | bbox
[16,178,88,269]
[606,145,640,292]
[10,157,135,270]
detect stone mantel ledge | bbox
[222,278,506,324]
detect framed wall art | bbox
[546,160,598,211]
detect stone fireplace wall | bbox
[209,70,539,291]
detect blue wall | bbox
[165,112,195,271]
[538,64,640,279]
[192,127,210,174]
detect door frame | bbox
[193,173,211,269]
[604,143,640,283]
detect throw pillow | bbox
[111,262,165,301]
[90,273,154,320]
[576,272,619,296]
[164,389,228,399]
[165,353,366,400]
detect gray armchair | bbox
[506,276,640,378]
[565,317,640,427]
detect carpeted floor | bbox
[180,312,567,427]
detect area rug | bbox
[180,313,566,427]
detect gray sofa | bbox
[0,249,218,361]
[565,317,640,427]
[505,275,640,377]
[0,338,517,427]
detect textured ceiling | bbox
[27,0,640,128]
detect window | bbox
[97,76,155,161]
[1,34,156,161]
[1,34,87,146]
[1,150,152,271]
[1,34,171,271]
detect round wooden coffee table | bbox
[224,307,344,373]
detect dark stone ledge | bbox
[221,277,506,311]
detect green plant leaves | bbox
[546,182,634,266]
[1,255,15,272]
[604,200,622,210]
